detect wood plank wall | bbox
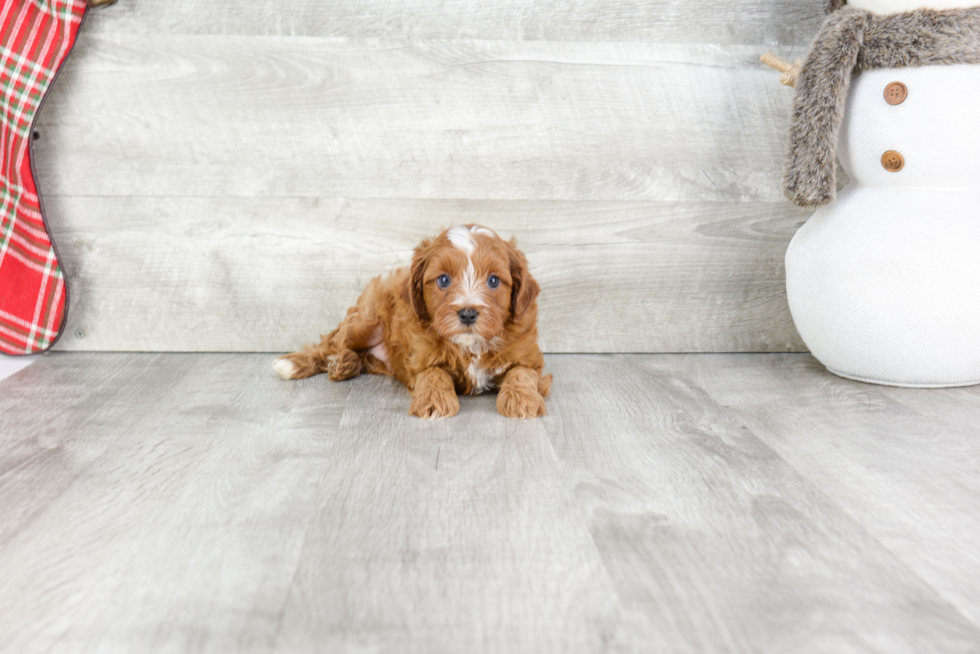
[33,0,824,353]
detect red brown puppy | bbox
[274,225,551,419]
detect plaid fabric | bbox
[0,0,85,355]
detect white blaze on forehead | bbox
[447,225,495,254]
[447,226,477,254]
[446,225,495,307]
[452,258,487,307]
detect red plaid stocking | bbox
[1,0,86,355]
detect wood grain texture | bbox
[34,37,803,203]
[3,353,980,652]
[43,196,809,352]
[82,0,825,46]
[541,354,980,652]
[275,374,624,653]
[30,1,818,353]
[0,354,348,653]
[682,353,980,630]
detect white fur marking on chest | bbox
[452,333,487,355]
[467,359,497,395]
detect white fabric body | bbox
[838,66,980,189]
[786,65,980,386]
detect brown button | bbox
[881,150,905,172]
[884,82,908,105]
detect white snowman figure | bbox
[764,0,980,387]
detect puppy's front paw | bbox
[497,386,546,419]
[409,389,460,419]
[326,349,363,382]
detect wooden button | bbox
[881,150,905,172]
[884,82,908,105]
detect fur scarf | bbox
[785,5,980,207]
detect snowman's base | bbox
[786,185,980,389]
[825,367,980,389]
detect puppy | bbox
[274,225,551,419]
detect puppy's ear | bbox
[409,238,434,323]
[507,237,540,323]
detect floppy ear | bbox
[409,238,433,323]
[507,237,540,323]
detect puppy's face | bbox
[410,225,539,350]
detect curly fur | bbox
[275,226,551,419]
[785,6,980,207]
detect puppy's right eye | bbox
[437,274,451,288]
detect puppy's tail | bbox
[274,330,339,380]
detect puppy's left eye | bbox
[487,275,500,289]
[437,274,451,288]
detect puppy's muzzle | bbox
[457,307,479,326]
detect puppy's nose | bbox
[458,308,479,325]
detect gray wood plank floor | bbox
[1,353,979,653]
